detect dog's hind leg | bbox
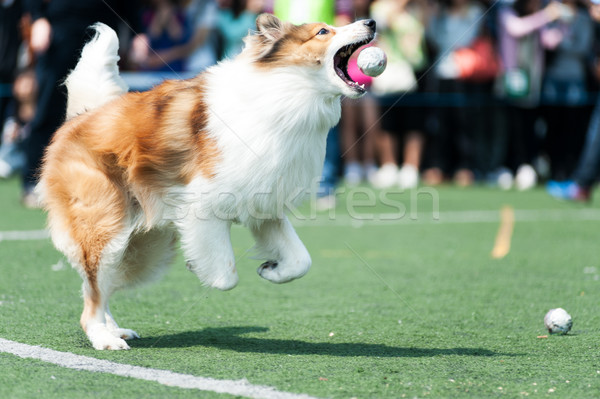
[251,216,312,283]
[82,227,178,347]
[80,280,131,350]
[79,227,135,350]
[44,161,137,350]
[176,217,239,291]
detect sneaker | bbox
[344,161,364,186]
[371,163,398,189]
[515,164,537,191]
[364,162,378,185]
[496,167,514,190]
[547,180,591,202]
[397,164,419,189]
[315,194,337,211]
[0,158,12,178]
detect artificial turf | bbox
[1,176,599,398]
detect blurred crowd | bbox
[2,0,600,207]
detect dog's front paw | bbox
[257,259,309,283]
[209,271,239,291]
[88,324,130,350]
[186,260,239,291]
[257,260,283,282]
[260,260,278,271]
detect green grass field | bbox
[1,176,599,398]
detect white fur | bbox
[198,62,338,224]
[64,23,128,120]
[53,20,374,349]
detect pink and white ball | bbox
[357,47,387,77]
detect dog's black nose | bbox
[364,19,376,31]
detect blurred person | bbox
[21,0,143,207]
[368,0,429,189]
[0,118,25,178]
[0,68,36,178]
[340,0,378,186]
[0,0,22,133]
[142,0,219,73]
[471,0,513,189]
[547,1,600,202]
[424,0,485,186]
[541,0,592,181]
[267,0,353,210]
[185,0,219,71]
[436,1,503,184]
[140,0,190,72]
[495,0,565,190]
[265,0,353,26]
[216,0,263,60]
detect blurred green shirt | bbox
[273,0,336,25]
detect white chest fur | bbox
[185,62,342,225]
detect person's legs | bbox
[543,103,565,180]
[508,106,529,170]
[452,81,474,186]
[423,81,452,185]
[403,131,424,168]
[0,78,13,138]
[563,105,589,179]
[360,95,379,167]
[22,28,84,203]
[396,130,423,189]
[370,99,399,189]
[572,96,600,188]
[340,99,362,184]
[316,126,340,210]
[22,56,63,192]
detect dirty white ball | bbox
[357,47,387,77]
[544,308,572,335]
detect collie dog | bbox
[39,14,376,350]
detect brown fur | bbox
[258,23,336,66]
[246,17,338,68]
[41,75,219,318]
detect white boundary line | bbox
[0,229,50,242]
[0,338,319,399]
[1,209,599,241]
[290,208,600,227]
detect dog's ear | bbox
[256,13,285,42]
[243,14,290,61]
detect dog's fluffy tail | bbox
[65,23,128,119]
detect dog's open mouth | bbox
[333,36,374,93]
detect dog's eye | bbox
[316,28,329,36]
